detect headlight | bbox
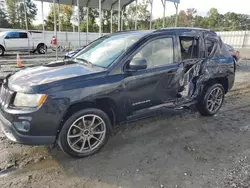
[13,93,46,107]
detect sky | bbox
[34,0,250,25]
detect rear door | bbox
[177,34,206,100]
[18,32,30,50]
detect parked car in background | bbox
[0,31,47,56]
[64,46,86,59]
[225,44,240,62]
[0,28,235,158]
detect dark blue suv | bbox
[0,28,235,157]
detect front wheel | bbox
[0,46,5,56]
[197,83,225,116]
[58,108,111,158]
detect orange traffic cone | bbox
[16,54,23,67]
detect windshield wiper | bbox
[75,58,93,66]
[75,58,106,69]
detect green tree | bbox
[72,7,99,32]
[152,15,176,29]
[153,18,163,29]
[221,12,250,31]
[177,8,197,27]
[5,0,18,28]
[18,0,37,29]
[207,8,223,30]
[0,9,10,28]
[0,1,10,28]
[45,4,73,31]
[124,0,150,30]
[101,10,111,33]
[79,7,98,25]
[194,15,209,28]
[178,10,187,26]
[0,0,4,7]
[5,0,37,29]
[60,5,73,31]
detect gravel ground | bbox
[0,60,250,188]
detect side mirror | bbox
[5,36,10,39]
[129,58,147,70]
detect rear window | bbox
[206,37,231,58]
[205,39,216,57]
[19,32,28,38]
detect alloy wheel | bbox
[39,46,45,54]
[206,87,223,113]
[67,114,106,153]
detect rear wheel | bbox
[0,46,5,56]
[197,83,225,116]
[37,44,47,54]
[58,108,111,158]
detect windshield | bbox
[74,32,146,68]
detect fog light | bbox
[13,121,31,132]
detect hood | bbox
[8,61,106,93]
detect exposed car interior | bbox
[179,37,199,60]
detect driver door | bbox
[122,36,184,114]
[4,32,29,51]
[4,32,20,51]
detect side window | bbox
[19,32,28,39]
[179,37,199,60]
[5,32,19,39]
[132,38,174,68]
[205,38,219,57]
[206,39,215,56]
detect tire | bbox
[37,44,47,54]
[0,46,5,56]
[58,108,112,158]
[197,83,225,116]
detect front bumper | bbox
[0,110,56,145]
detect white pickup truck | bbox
[0,31,47,56]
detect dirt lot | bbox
[0,61,250,188]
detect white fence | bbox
[0,28,104,49]
[1,28,250,49]
[217,31,250,49]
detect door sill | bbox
[126,100,197,122]
[126,102,175,122]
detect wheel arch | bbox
[204,77,229,94]
[37,43,47,49]
[57,98,117,138]
[0,44,5,50]
[0,44,5,52]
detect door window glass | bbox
[206,39,215,57]
[19,32,28,38]
[5,32,19,39]
[132,38,174,68]
[205,38,222,58]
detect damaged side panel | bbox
[175,32,235,107]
